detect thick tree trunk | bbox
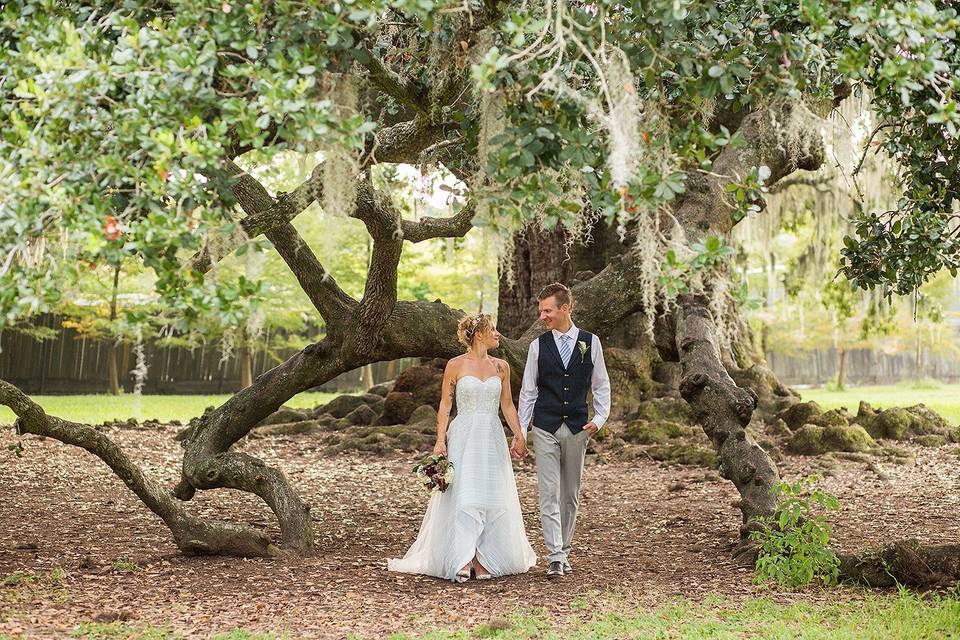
[1,380,276,557]
[837,347,847,389]
[497,223,572,338]
[497,218,619,338]
[666,293,781,561]
[107,263,121,395]
[239,344,253,390]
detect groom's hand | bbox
[584,422,599,435]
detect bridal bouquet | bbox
[414,454,454,493]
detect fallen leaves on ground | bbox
[1,424,957,638]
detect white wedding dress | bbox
[388,375,537,580]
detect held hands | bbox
[433,439,447,457]
[510,434,528,460]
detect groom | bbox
[516,283,611,580]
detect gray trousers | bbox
[531,423,589,564]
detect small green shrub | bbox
[750,474,841,588]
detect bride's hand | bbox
[433,440,447,457]
[510,435,527,459]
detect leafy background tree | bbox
[2,0,959,583]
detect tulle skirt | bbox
[387,410,537,580]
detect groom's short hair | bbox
[538,283,572,308]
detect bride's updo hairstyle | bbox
[457,313,493,348]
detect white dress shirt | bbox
[517,323,612,438]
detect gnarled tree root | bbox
[671,293,781,562]
[182,449,313,551]
[1,379,277,558]
[840,540,960,588]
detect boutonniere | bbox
[577,340,589,363]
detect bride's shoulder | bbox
[491,357,510,374]
[444,355,466,374]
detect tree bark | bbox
[668,293,781,561]
[239,344,253,390]
[107,263,121,395]
[497,218,620,339]
[837,347,847,389]
[0,379,276,557]
[839,541,960,587]
[497,223,574,338]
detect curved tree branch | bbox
[0,379,277,557]
[344,180,404,358]
[223,160,355,331]
[176,339,346,551]
[674,100,826,242]
[399,200,477,242]
[265,222,357,336]
[356,45,429,116]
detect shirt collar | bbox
[552,323,578,341]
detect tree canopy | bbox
[3,0,959,331]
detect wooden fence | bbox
[5,315,959,394]
[765,347,960,386]
[0,314,411,395]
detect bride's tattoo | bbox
[446,382,456,413]
[495,362,504,376]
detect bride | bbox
[388,313,537,582]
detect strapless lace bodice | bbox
[455,375,502,415]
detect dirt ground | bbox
[1,423,958,639]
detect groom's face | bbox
[538,296,570,329]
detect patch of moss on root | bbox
[646,444,717,467]
[622,420,693,445]
[322,425,433,455]
[787,423,876,455]
[855,403,959,442]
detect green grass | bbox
[1,571,33,588]
[383,590,960,640]
[800,380,960,425]
[6,382,957,428]
[70,623,181,640]
[69,625,288,640]
[0,391,338,425]
[111,559,141,573]
[40,591,960,640]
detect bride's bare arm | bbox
[434,359,458,455]
[497,360,525,440]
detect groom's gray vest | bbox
[532,329,594,434]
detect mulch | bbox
[1,424,958,639]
